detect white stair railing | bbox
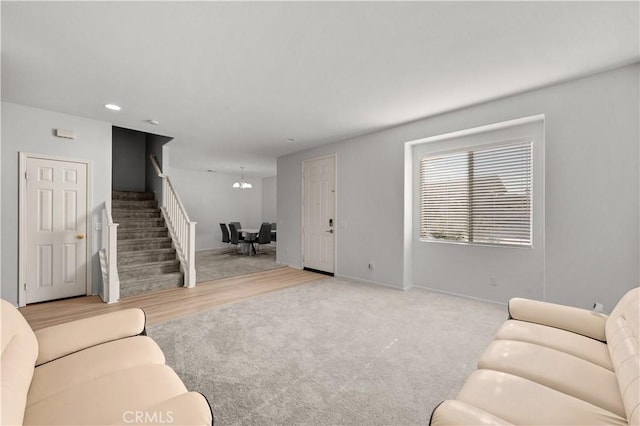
[150,154,196,287]
[99,201,120,303]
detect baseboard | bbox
[335,274,405,291]
[196,246,229,252]
[278,262,302,269]
[408,284,507,306]
[276,260,303,269]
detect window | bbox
[419,141,532,246]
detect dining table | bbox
[238,228,259,255]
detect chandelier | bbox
[232,167,253,189]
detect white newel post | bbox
[100,202,120,304]
[186,221,196,287]
[107,222,120,302]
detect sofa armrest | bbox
[34,308,146,366]
[430,400,512,425]
[508,298,608,342]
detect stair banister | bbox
[150,154,197,287]
[150,153,165,178]
[99,200,120,303]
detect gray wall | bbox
[1,102,112,305]
[278,134,405,289]
[112,127,146,192]
[277,64,639,310]
[168,166,263,251]
[411,119,545,303]
[261,176,277,223]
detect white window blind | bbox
[420,141,532,246]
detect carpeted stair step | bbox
[117,227,168,240]
[116,218,166,229]
[112,199,158,209]
[118,248,177,266]
[117,237,172,252]
[112,208,162,219]
[112,190,184,299]
[120,272,184,298]
[118,260,181,280]
[112,191,155,201]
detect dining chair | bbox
[230,222,244,240]
[219,223,230,244]
[255,223,272,254]
[228,223,243,253]
[270,222,277,242]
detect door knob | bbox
[76,234,85,239]
[326,230,334,233]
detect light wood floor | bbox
[20,267,324,330]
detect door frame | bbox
[18,152,93,307]
[301,154,337,274]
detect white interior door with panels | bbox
[302,155,336,274]
[21,155,90,304]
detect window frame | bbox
[418,138,534,248]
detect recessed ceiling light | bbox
[147,120,159,125]
[207,169,216,173]
[286,138,295,142]
[104,104,121,111]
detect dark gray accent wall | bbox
[112,127,146,192]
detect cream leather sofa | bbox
[1,300,213,425]
[430,287,639,425]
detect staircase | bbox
[112,191,184,298]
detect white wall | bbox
[261,176,277,223]
[277,64,639,310]
[168,166,263,251]
[1,102,112,305]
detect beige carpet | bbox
[148,277,506,425]
[196,246,283,283]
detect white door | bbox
[24,157,88,303]
[303,156,335,274]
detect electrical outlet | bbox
[368,261,375,270]
[489,275,497,287]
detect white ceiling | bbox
[2,1,638,177]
